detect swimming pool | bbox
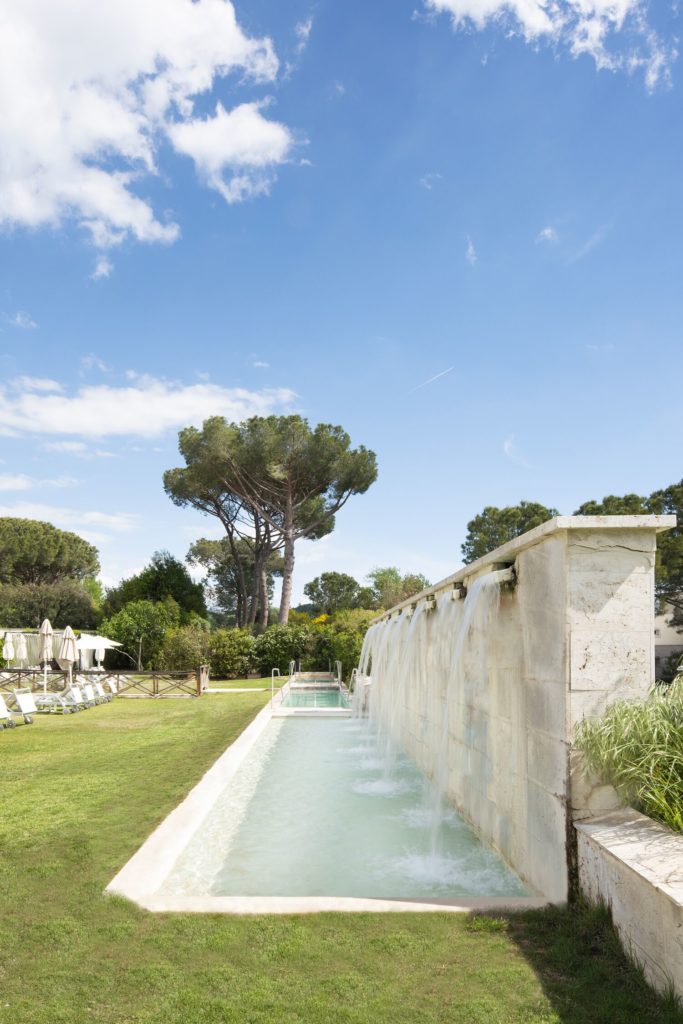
[158,717,528,901]
[281,688,349,708]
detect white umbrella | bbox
[76,634,121,670]
[2,633,15,667]
[15,634,28,668]
[40,619,54,693]
[58,626,78,685]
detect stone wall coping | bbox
[372,515,676,622]
[575,808,683,905]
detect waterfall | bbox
[354,572,503,852]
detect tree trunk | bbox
[258,562,269,628]
[278,493,295,625]
[226,529,248,629]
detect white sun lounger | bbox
[93,681,111,703]
[8,688,37,724]
[0,693,16,729]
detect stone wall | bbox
[367,516,674,902]
[576,809,683,999]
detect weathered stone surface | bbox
[576,810,683,999]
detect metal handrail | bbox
[270,667,281,708]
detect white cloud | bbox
[425,1,675,89]
[168,101,294,204]
[7,311,38,330]
[536,226,558,243]
[0,501,138,545]
[0,473,78,491]
[503,433,530,468]
[465,235,477,266]
[253,359,269,369]
[11,376,63,393]
[91,255,113,280]
[0,1,292,251]
[0,376,296,439]
[419,172,443,190]
[0,474,33,492]
[295,17,313,54]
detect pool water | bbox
[281,688,349,708]
[160,718,528,900]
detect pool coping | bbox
[106,695,547,916]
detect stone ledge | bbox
[576,808,683,998]
[372,515,675,621]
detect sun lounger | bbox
[0,693,17,729]
[8,688,37,724]
[93,681,111,703]
[105,679,118,696]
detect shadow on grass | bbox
[482,903,683,1024]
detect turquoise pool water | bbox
[281,688,349,708]
[160,718,528,900]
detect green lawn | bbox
[1,698,680,1024]
[209,676,272,688]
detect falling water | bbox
[354,571,504,860]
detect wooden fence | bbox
[0,665,210,698]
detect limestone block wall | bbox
[368,516,674,902]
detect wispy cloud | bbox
[465,235,477,266]
[295,16,313,54]
[80,354,109,374]
[11,376,63,393]
[0,473,79,491]
[503,434,530,468]
[6,311,37,330]
[252,359,269,369]
[91,255,113,280]
[536,226,558,244]
[567,225,609,264]
[419,172,443,190]
[585,342,616,354]
[409,366,455,393]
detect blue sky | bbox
[0,0,681,601]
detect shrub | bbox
[160,622,211,671]
[209,629,255,679]
[575,678,683,834]
[251,624,312,674]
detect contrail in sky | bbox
[409,366,455,393]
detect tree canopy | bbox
[164,415,377,625]
[366,566,432,609]
[103,551,207,619]
[0,518,99,584]
[304,571,361,614]
[461,501,560,564]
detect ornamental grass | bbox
[576,677,683,834]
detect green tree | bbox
[0,579,100,628]
[0,517,99,583]
[304,571,361,614]
[164,415,377,626]
[104,551,207,619]
[100,599,181,669]
[366,567,431,609]
[461,501,559,564]
[188,537,283,628]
